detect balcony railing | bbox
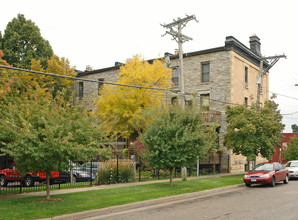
[202,110,221,123]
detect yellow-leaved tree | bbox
[30,55,77,100]
[94,55,173,139]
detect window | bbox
[202,63,210,82]
[98,78,104,95]
[216,127,220,147]
[275,163,284,171]
[171,97,178,105]
[245,97,248,107]
[245,67,248,87]
[185,100,193,108]
[79,82,84,99]
[200,94,210,110]
[172,67,179,86]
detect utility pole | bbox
[161,15,198,181]
[161,14,198,109]
[257,54,286,110]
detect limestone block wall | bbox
[230,51,269,107]
[74,68,121,109]
[228,51,269,172]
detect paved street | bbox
[82,180,298,220]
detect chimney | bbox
[115,62,124,66]
[249,35,261,56]
[85,65,93,71]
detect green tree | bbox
[141,107,207,186]
[224,100,284,162]
[1,50,110,200]
[2,14,53,69]
[292,124,298,133]
[0,90,111,200]
[282,136,298,161]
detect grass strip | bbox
[0,174,243,220]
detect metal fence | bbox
[136,157,223,182]
[0,160,99,195]
[1,155,226,195]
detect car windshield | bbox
[253,163,274,171]
[82,162,100,169]
[285,161,298,167]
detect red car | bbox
[0,163,60,187]
[243,162,289,187]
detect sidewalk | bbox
[0,172,244,201]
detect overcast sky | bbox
[1,0,298,132]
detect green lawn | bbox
[0,174,243,220]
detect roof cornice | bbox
[77,36,268,77]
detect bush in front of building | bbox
[95,159,134,185]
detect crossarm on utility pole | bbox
[261,55,286,76]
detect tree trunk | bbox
[169,168,173,186]
[46,173,50,200]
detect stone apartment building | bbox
[75,35,269,173]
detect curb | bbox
[41,184,244,220]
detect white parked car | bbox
[284,160,298,179]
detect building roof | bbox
[77,36,268,77]
[281,133,298,143]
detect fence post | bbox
[59,172,61,189]
[219,152,221,174]
[116,155,119,183]
[139,157,141,182]
[58,161,61,189]
[208,155,211,174]
[90,159,93,186]
[20,178,22,194]
[131,155,136,182]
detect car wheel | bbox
[0,175,8,187]
[23,176,34,187]
[283,175,289,184]
[245,183,251,187]
[270,176,275,187]
[73,175,77,183]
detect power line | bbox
[0,65,179,93]
[0,65,244,106]
[2,65,291,109]
[269,91,298,101]
[281,110,298,116]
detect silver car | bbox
[285,160,298,179]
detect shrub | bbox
[95,159,134,185]
[123,149,128,158]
